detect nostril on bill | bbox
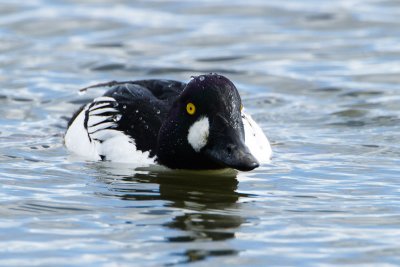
[226,144,234,155]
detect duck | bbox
[64,73,272,171]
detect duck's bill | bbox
[203,141,259,171]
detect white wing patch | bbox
[65,102,100,160]
[187,116,210,152]
[242,111,272,163]
[65,96,154,165]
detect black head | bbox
[156,73,259,171]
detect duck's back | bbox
[65,80,185,163]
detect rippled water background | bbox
[1,0,400,266]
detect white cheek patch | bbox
[187,117,210,152]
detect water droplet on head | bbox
[135,110,139,113]
[199,76,205,81]
[156,110,160,114]
[113,114,122,122]
[123,105,126,109]
[145,125,149,129]
[139,116,142,120]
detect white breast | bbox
[242,111,272,163]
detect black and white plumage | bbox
[65,74,272,171]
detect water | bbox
[1,0,400,266]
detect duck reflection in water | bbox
[96,166,248,264]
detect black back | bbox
[102,80,186,157]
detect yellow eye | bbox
[186,102,196,115]
[240,104,244,111]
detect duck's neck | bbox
[156,118,221,170]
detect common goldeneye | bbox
[65,74,272,171]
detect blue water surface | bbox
[1,0,400,266]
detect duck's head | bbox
[157,74,259,171]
